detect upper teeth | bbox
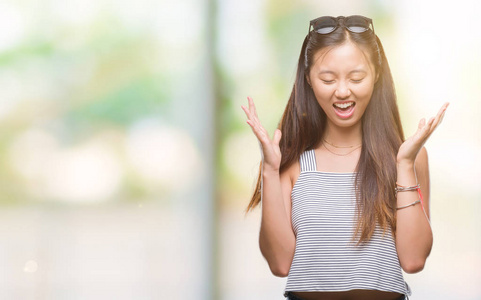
[334,102,354,109]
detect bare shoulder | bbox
[281,157,301,190]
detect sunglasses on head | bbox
[308,15,375,35]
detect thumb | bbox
[273,129,282,146]
[418,118,426,130]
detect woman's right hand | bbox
[241,96,282,172]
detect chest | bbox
[290,172,358,235]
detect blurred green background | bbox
[0,0,479,299]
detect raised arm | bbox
[396,146,432,273]
[395,102,448,273]
[241,96,296,277]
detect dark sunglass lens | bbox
[346,16,370,32]
[314,17,337,34]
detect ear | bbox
[305,75,311,87]
[374,72,380,83]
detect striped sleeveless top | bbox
[283,149,411,297]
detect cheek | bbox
[353,82,375,99]
[312,84,334,100]
[312,89,335,111]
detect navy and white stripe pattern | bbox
[284,149,411,297]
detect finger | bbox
[437,103,449,124]
[437,109,446,125]
[246,119,263,135]
[248,96,259,119]
[243,105,260,129]
[414,118,428,138]
[428,103,449,134]
[431,105,445,124]
[245,114,271,146]
[430,102,449,126]
[246,119,271,145]
[243,101,261,128]
[419,106,444,141]
[241,105,250,119]
[273,129,282,146]
[430,108,446,131]
[246,97,262,128]
[247,96,255,118]
[241,104,255,123]
[425,117,435,133]
[416,117,433,141]
[418,118,426,130]
[426,108,448,139]
[244,106,267,133]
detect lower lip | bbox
[333,104,355,119]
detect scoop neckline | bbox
[310,149,358,174]
[303,170,357,174]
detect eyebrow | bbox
[318,69,367,75]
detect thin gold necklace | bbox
[323,138,362,149]
[322,142,362,156]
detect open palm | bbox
[397,102,449,164]
[241,96,282,172]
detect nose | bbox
[334,82,351,99]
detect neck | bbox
[322,123,363,147]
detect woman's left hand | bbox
[397,102,449,165]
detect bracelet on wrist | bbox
[395,182,425,209]
[395,183,420,194]
[396,199,421,210]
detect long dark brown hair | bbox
[244,24,405,244]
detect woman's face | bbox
[307,42,377,130]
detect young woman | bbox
[241,15,448,300]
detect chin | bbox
[330,117,362,128]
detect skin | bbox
[307,41,377,143]
[306,41,377,172]
[241,39,448,300]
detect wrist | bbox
[262,166,280,176]
[396,160,415,169]
[396,161,417,187]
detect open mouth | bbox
[333,101,356,118]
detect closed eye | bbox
[322,80,335,84]
[351,79,364,83]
